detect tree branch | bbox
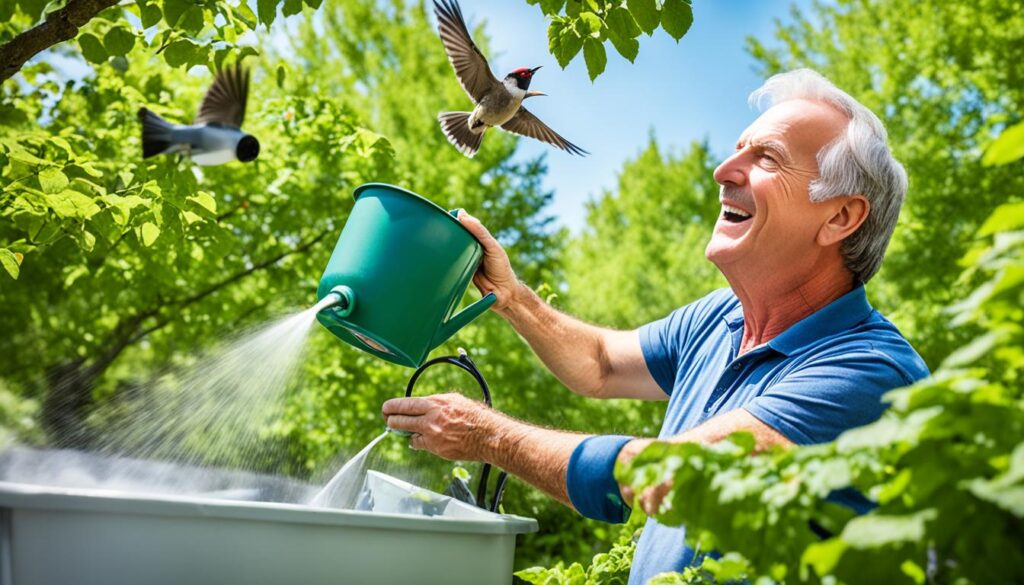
[1,0,120,83]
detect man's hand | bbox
[382,393,502,462]
[616,438,673,515]
[457,211,522,314]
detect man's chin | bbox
[705,235,744,264]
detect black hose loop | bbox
[404,349,506,511]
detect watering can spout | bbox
[432,292,496,348]
[318,285,356,318]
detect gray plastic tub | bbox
[0,471,537,585]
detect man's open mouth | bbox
[721,204,752,223]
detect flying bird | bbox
[138,62,260,166]
[433,0,587,158]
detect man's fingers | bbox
[382,397,433,417]
[639,482,672,515]
[458,211,500,251]
[384,414,426,434]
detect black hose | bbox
[404,349,508,512]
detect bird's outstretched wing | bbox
[194,63,249,128]
[501,107,588,156]
[433,0,500,104]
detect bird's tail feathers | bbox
[438,111,483,158]
[138,107,176,158]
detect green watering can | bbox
[315,183,497,367]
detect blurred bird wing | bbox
[500,107,588,156]
[434,0,499,103]
[194,63,249,128]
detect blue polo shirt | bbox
[565,286,929,585]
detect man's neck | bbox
[729,266,855,355]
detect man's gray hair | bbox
[749,68,908,283]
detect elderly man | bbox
[382,69,929,583]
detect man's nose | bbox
[713,151,747,187]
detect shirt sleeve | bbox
[743,348,919,445]
[639,289,736,396]
[565,435,633,523]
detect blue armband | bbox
[566,435,633,524]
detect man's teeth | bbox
[722,204,751,219]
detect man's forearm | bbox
[498,283,614,397]
[480,411,589,506]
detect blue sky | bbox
[450,1,816,233]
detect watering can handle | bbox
[432,207,496,347]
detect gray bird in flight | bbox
[138,63,260,166]
[434,0,587,158]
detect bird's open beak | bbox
[526,90,547,98]
[530,66,542,74]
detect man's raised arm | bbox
[458,211,666,401]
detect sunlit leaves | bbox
[582,38,606,81]
[983,121,1024,166]
[103,26,136,56]
[136,0,162,28]
[531,0,695,80]
[257,0,278,28]
[78,33,108,64]
[0,249,22,280]
[628,0,660,35]
[660,0,693,41]
[163,39,201,68]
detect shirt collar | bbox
[721,285,874,357]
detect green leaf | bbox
[840,510,937,548]
[802,538,847,577]
[17,0,47,21]
[103,26,136,57]
[0,249,22,280]
[161,0,191,26]
[257,0,277,27]
[982,122,1024,166]
[46,190,101,219]
[583,38,606,81]
[548,19,584,69]
[140,222,160,247]
[137,1,162,28]
[978,202,1024,235]
[578,12,602,36]
[38,168,69,193]
[605,8,640,62]
[661,0,693,41]
[179,6,205,34]
[282,0,303,17]
[539,0,566,15]
[606,7,641,39]
[302,0,323,8]
[188,191,217,216]
[78,33,108,64]
[163,39,198,68]
[276,64,287,88]
[628,0,660,35]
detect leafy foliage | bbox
[529,0,693,80]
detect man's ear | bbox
[817,195,870,247]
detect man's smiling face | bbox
[705,99,850,283]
